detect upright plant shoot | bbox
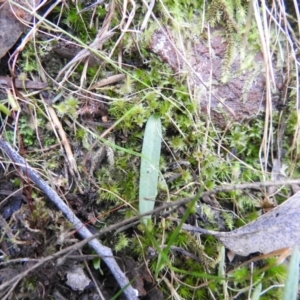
[139,115,162,225]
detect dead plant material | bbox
[77,92,108,117]
[140,0,155,31]
[89,74,126,90]
[52,38,102,67]
[182,191,300,256]
[0,76,47,89]
[0,178,299,298]
[108,0,136,60]
[56,0,117,83]
[44,103,79,178]
[55,31,115,81]
[0,0,39,59]
[8,0,61,76]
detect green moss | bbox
[7,0,297,298]
[265,261,287,282]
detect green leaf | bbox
[92,257,103,275]
[218,246,225,278]
[0,103,11,116]
[93,257,100,270]
[139,115,162,225]
[251,283,262,300]
[283,246,299,300]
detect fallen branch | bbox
[0,138,138,300]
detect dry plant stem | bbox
[140,0,155,31]
[55,31,115,82]
[56,0,116,83]
[80,249,106,300]
[45,104,78,177]
[0,138,138,300]
[108,0,136,58]
[2,280,19,300]
[89,73,126,90]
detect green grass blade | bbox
[139,115,162,225]
[251,283,262,300]
[0,103,11,116]
[283,246,299,300]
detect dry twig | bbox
[0,138,138,300]
[43,102,78,177]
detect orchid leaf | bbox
[139,115,162,225]
[283,246,299,300]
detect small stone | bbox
[66,266,91,292]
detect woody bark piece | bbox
[148,27,282,127]
[0,138,138,300]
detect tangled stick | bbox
[0,138,138,300]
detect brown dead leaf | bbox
[0,0,39,59]
[182,191,300,256]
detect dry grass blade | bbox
[253,0,275,174]
[44,103,79,177]
[56,0,116,84]
[55,31,115,83]
[140,0,155,31]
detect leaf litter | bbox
[182,191,300,256]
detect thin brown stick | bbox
[45,104,78,176]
